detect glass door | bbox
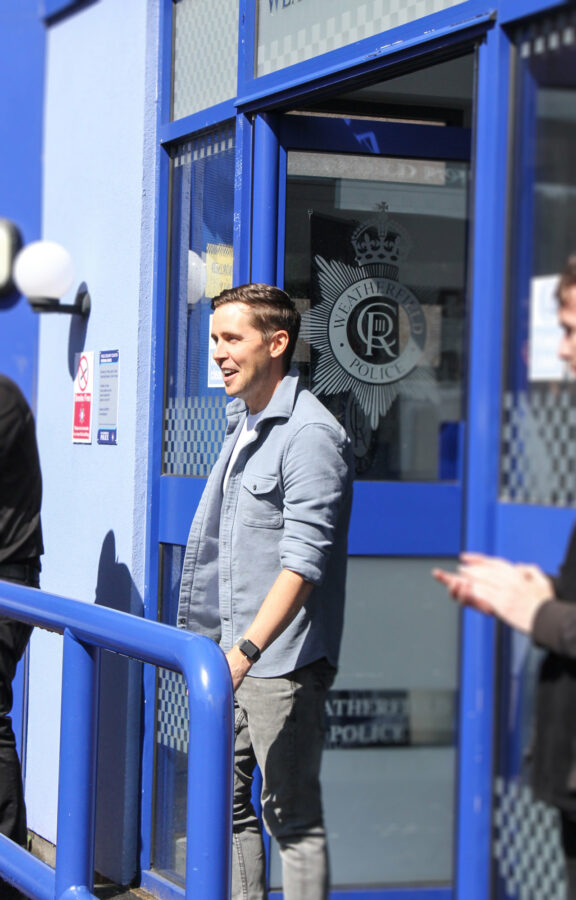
[492,12,576,899]
[270,66,473,894]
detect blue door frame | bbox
[276,108,472,899]
[146,2,521,897]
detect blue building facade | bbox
[1,0,576,897]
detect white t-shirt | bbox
[223,409,264,494]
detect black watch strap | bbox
[237,638,261,663]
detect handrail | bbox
[0,579,233,900]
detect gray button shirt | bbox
[177,369,353,677]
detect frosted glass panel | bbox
[173,0,239,119]
[270,557,459,888]
[257,0,466,76]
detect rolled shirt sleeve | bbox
[280,422,352,585]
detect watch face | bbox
[0,219,21,296]
[240,639,260,661]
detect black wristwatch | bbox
[237,638,261,663]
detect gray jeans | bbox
[232,657,336,900]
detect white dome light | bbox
[187,250,207,305]
[13,240,75,300]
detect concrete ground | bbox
[27,834,157,899]
[94,885,155,899]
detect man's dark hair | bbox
[556,254,576,305]
[211,283,301,369]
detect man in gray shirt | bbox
[178,284,353,900]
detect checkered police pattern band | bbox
[493,777,565,899]
[171,129,235,168]
[172,0,239,121]
[513,5,576,59]
[157,668,189,754]
[164,396,228,477]
[500,389,576,507]
[256,0,466,76]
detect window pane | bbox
[173,0,239,120]
[153,544,187,885]
[156,125,236,883]
[256,0,466,77]
[268,557,459,888]
[500,13,576,507]
[163,126,235,478]
[286,149,469,482]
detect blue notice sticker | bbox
[97,428,117,445]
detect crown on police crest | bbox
[351,203,411,269]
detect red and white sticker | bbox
[72,351,94,443]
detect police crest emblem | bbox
[301,204,434,430]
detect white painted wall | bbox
[25,0,161,881]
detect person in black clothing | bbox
[434,540,576,894]
[433,254,576,898]
[0,374,43,899]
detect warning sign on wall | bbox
[97,349,119,445]
[72,351,94,443]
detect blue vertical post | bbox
[245,113,277,867]
[183,638,233,899]
[234,114,254,286]
[55,630,100,898]
[251,113,279,285]
[455,24,511,900]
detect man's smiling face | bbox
[211,302,284,413]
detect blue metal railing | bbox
[0,580,233,900]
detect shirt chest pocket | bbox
[240,473,283,529]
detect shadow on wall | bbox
[67,313,89,379]
[94,530,143,887]
[0,289,21,312]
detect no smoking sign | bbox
[72,351,94,443]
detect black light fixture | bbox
[13,239,91,317]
